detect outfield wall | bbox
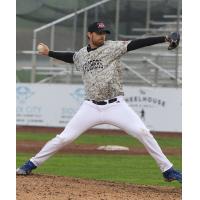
[16,83,181,132]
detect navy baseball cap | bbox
[88,22,111,34]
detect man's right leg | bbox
[16,101,101,175]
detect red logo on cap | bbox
[97,22,105,29]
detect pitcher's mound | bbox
[16,174,181,200]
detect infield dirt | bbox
[16,174,181,200]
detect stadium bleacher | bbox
[16,0,182,87]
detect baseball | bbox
[37,44,44,52]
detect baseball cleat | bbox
[163,167,182,183]
[16,160,37,175]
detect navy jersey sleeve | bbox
[48,51,75,63]
[127,36,166,51]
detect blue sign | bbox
[16,86,34,104]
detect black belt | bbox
[87,98,117,105]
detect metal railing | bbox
[31,0,118,82]
[122,62,154,86]
[26,0,182,87]
[143,57,182,86]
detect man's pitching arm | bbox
[37,43,75,63]
[48,51,74,63]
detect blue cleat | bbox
[16,160,37,175]
[163,167,182,183]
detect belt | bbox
[87,98,118,105]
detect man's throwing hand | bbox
[37,43,49,55]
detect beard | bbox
[92,37,105,47]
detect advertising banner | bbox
[16,83,181,132]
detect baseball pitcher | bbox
[17,22,181,183]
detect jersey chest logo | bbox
[83,59,104,74]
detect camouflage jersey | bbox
[73,40,131,101]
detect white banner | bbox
[16,83,181,132]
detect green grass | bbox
[16,131,182,186]
[16,153,181,187]
[16,132,55,141]
[16,70,48,83]
[16,131,182,148]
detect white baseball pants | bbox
[30,96,172,172]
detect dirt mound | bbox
[16,174,181,200]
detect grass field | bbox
[16,70,47,82]
[16,131,182,187]
[16,131,182,148]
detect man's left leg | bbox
[103,97,181,183]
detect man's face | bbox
[88,32,106,47]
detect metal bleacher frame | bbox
[16,0,182,87]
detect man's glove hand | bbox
[166,32,180,50]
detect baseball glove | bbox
[166,32,180,50]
